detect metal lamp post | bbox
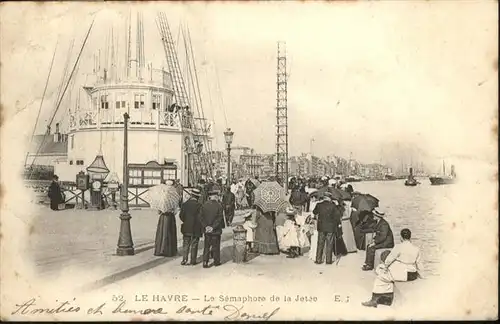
[194,141,203,186]
[224,128,234,186]
[186,144,193,187]
[187,140,203,187]
[117,112,135,256]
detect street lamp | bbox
[117,112,134,256]
[224,128,234,186]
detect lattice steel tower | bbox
[275,42,288,190]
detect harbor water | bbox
[352,179,446,278]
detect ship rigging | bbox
[25,10,217,188]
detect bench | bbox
[364,233,393,268]
[364,232,374,249]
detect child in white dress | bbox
[242,213,257,253]
[278,208,300,258]
[294,211,311,256]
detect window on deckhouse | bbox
[152,94,161,110]
[134,94,145,109]
[116,94,126,109]
[100,95,109,109]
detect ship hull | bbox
[429,177,455,185]
[404,180,418,186]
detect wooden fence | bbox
[24,180,194,209]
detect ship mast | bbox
[24,41,58,167]
[27,18,95,177]
[156,12,213,186]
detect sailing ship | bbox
[24,11,215,190]
[429,161,456,185]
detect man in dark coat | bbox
[289,184,309,213]
[313,193,342,264]
[179,188,203,265]
[222,186,236,226]
[200,191,225,268]
[362,208,395,271]
[48,175,63,211]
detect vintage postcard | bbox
[0,1,498,321]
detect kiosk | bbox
[86,154,110,210]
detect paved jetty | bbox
[12,205,434,321]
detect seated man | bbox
[384,228,423,282]
[362,208,394,271]
[362,228,422,308]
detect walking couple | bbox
[310,192,346,264]
[178,189,225,268]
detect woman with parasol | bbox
[251,181,286,255]
[146,180,181,257]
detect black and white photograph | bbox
[0,1,497,321]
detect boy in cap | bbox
[362,250,394,307]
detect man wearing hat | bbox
[179,188,203,266]
[312,192,342,264]
[200,190,225,268]
[362,208,395,271]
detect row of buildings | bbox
[209,150,392,181]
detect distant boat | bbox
[405,178,418,186]
[429,162,456,185]
[345,175,362,182]
[404,167,419,186]
[384,174,397,180]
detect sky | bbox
[1,1,497,171]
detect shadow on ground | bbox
[79,230,255,292]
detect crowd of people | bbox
[46,171,423,308]
[43,171,422,309]
[164,175,424,308]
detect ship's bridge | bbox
[68,69,212,137]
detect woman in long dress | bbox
[308,216,319,261]
[253,207,280,255]
[341,200,358,253]
[333,201,348,257]
[154,210,178,257]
